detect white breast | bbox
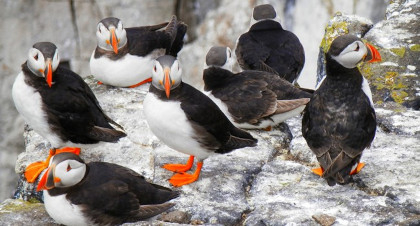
[12,72,63,147]
[143,92,212,160]
[361,77,374,108]
[90,51,158,87]
[43,191,89,226]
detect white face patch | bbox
[151,59,182,91]
[53,159,86,188]
[331,40,367,69]
[96,22,127,51]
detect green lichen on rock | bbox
[0,199,42,213]
[359,63,374,80]
[409,44,420,51]
[390,47,406,58]
[391,90,409,104]
[320,19,349,53]
[373,71,407,91]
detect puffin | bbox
[12,42,126,183]
[235,4,305,83]
[143,55,258,187]
[302,34,381,186]
[203,46,312,130]
[37,152,178,225]
[90,15,187,88]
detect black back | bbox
[236,20,305,83]
[302,54,376,186]
[47,162,178,224]
[150,82,257,153]
[22,63,126,144]
[204,67,312,124]
[94,17,187,60]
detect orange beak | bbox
[36,164,57,191]
[46,60,53,88]
[365,43,381,63]
[164,67,171,98]
[111,28,118,54]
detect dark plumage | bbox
[203,46,312,129]
[235,4,305,83]
[38,153,178,225]
[302,34,381,186]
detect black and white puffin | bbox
[37,152,178,225]
[235,4,305,83]
[12,42,126,183]
[302,34,381,186]
[90,16,187,88]
[203,46,311,130]
[143,55,258,187]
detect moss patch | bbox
[391,90,409,104]
[409,44,420,51]
[0,199,41,213]
[390,47,406,58]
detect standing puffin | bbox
[37,152,178,225]
[302,34,381,186]
[235,4,305,83]
[90,16,187,88]
[143,55,258,187]
[12,42,126,183]
[203,46,311,130]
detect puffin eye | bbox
[67,164,72,172]
[229,51,231,58]
[153,66,157,72]
[355,44,360,51]
[34,53,38,60]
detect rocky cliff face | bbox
[1,0,419,225]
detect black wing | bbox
[126,16,186,57]
[40,66,125,144]
[67,162,178,224]
[204,68,277,124]
[169,83,257,153]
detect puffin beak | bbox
[364,43,381,63]
[45,59,53,88]
[36,163,60,191]
[110,28,118,54]
[163,67,172,98]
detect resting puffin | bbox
[143,55,258,187]
[37,152,178,225]
[12,42,126,183]
[203,46,311,130]
[302,34,381,186]
[235,4,305,83]
[90,15,187,88]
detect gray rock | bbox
[312,214,336,226]
[0,199,58,226]
[160,210,192,224]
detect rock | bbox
[312,214,336,226]
[316,12,374,85]
[0,199,58,225]
[363,0,420,108]
[160,210,192,224]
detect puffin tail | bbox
[225,127,258,151]
[320,152,361,186]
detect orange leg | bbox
[24,147,81,183]
[163,156,194,173]
[128,77,152,88]
[312,167,324,176]
[350,162,365,175]
[97,81,103,85]
[168,162,203,187]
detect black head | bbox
[253,4,277,21]
[328,34,381,69]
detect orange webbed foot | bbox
[163,156,194,173]
[312,167,324,176]
[128,77,152,88]
[97,81,103,85]
[263,126,272,131]
[25,161,50,183]
[168,162,203,187]
[350,162,365,175]
[56,147,81,155]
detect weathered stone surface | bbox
[0,199,58,226]
[160,210,192,224]
[312,214,336,226]
[363,0,420,108]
